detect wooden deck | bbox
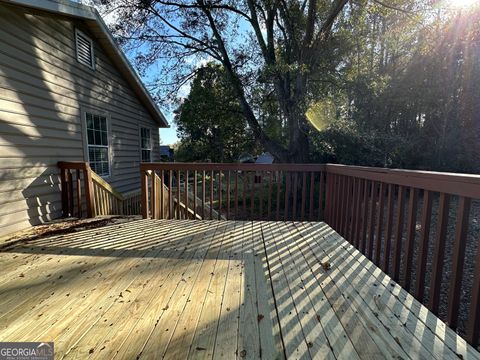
[0,220,479,359]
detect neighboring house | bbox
[255,152,274,164]
[0,0,169,236]
[159,145,174,162]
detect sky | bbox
[159,117,178,146]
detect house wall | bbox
[0,3,161,236]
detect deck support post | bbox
[141,167,149,219]
[83,163,95,218]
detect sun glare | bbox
[449,0,478,8]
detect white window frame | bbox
[75,28,95,70]
[81,108,112,178]
[140,127,152,163]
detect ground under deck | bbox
[0,220,478,359]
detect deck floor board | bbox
[0,219,478,359]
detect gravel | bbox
[369,193,480,344]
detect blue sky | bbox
[159,117,178,146]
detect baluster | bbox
[403,188,419,291]
[415,190,433,302]
[447,196,472,330]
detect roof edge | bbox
[1,0,169,128]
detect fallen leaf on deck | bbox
[196,347,206,351]
[257,314,264,322]
[307,342,313,348]
[321,261,331,271]
[89,348,94,354]
[19,273,24,278]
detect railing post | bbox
[141,167,149,219]
[76,169,82,217]
[447,196,472,330]
[83,163,95,218]
[60,167,69,218]
[151,171,157,219]
[319,171,326,222]
[68,171,74,217]
[160,170,165,219]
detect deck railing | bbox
[140,163,327,221]
[324,164,480,346]
[58,161,94,218]
[58,162,142,217]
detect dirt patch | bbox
[0,216,141,249]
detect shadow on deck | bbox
[0,219,478,359]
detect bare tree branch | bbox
[196,0,291,161]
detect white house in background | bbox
[0,0,169,236]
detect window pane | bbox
[87,129,94,145]
[94,115,100,130]
[86,113,93,129]
[101,131,108,146]
[86,113,110,177]
[141,128,151,149]
[99,147,108,161]
[88,146,109,176]
[88,147,96,162]
[100,162,109,176]
[100,117,107,131]
[94,130,101,145]
[145,130,151,148]
[142,149,151,162]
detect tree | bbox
[174,63,257,162]
[94,0,478,170]
[338,2,480,172]
[96,0,351,162]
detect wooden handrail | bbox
[140,162,326,172]
[90,171,124,201]
[326,164,480,198]
[58,161,89,170]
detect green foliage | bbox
[174,64,257,162]
[310,1,480,173]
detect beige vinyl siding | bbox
[0,4,161,236]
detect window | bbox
[75,29,95,69]
[86,113,110,176]
[140,127,152,162]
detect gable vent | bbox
[75,29,95,69]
